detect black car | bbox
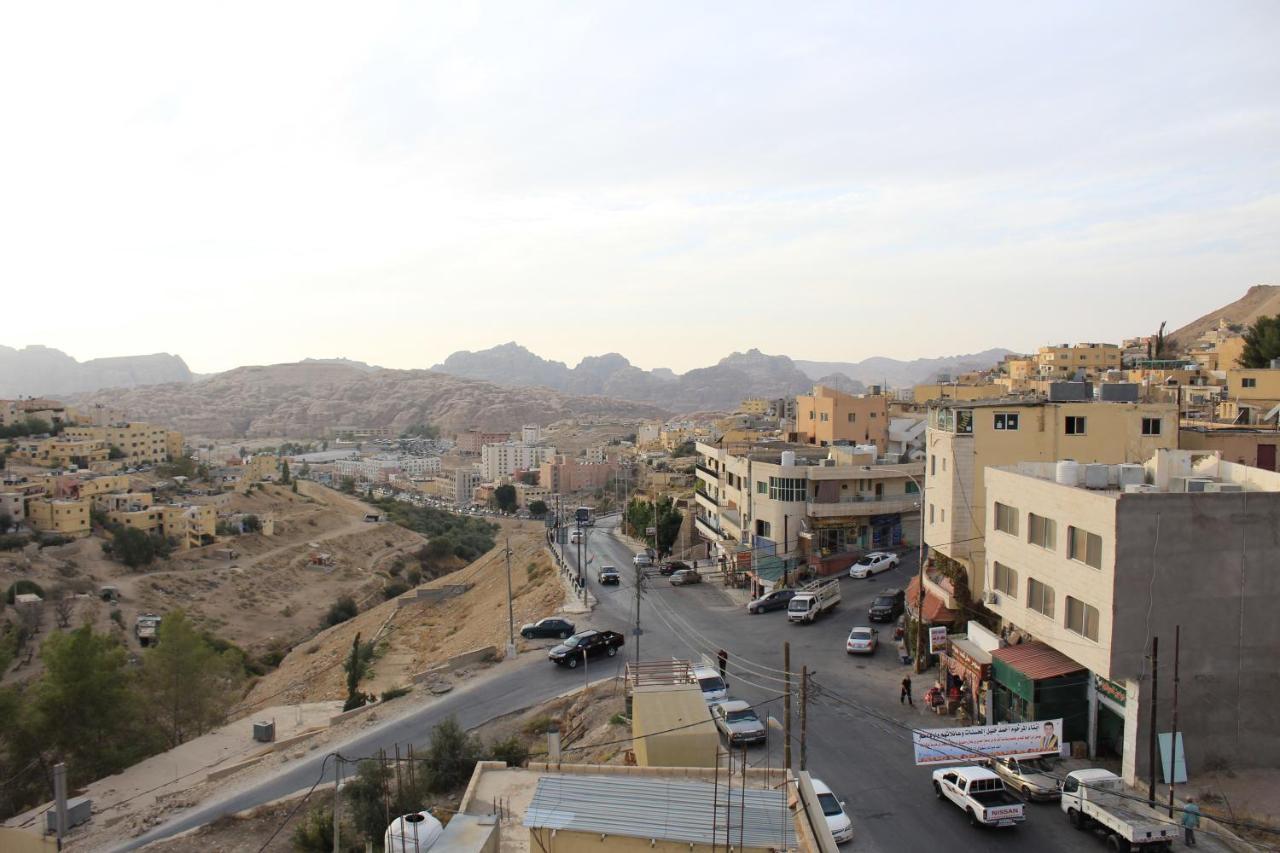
[868,588,905,622]
[548,630,625,667]
[748,588,796,614]
[659,560,691,576]
[520,618,576,640]
[598,566,621,585]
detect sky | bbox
[2,1,1278,375]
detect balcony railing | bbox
[694,490,719,512]
[695,463,720,481]
[806,495,921,518]
[695,514,726,540]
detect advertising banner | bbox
[928,626,948,654]
[912,719,1064,765]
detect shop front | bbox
[990,641,1090,746]
[1093,673,1127,760]
[939,631,993,724]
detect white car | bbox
[692,665,728,703]
[811,778,853,844]
[848,551,899,579]
[845,626,878,654]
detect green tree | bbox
[280,460,291,485]
[112,527,156,569]
[423,716,483,792]
[139,610,241,748]
[241,514,262,533]
[493,484,518,513]
[107,445,126,460]
[1240,315,1280,368]
[343,633,367,712]
[339,476,356,494]
[527,500,548,518]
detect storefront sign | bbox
[1095,674,1126,707]
[929,626,948,654]
[912,719,1064,765]
[948,642,990,679]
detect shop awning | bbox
[947,636,992,669]
[905,576,959,623]
[990,641,1085,681]
[750,555,801,582]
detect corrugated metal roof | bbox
[524,774,796,849]
[990,641,1085,680]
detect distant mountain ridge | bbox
[1164,284,1280,353]
[793,348,1014,388]
[0,345,192,397]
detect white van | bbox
[691,665,727,703]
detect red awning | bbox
[990,641,1085,681]
[905,576,959,624]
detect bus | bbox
[575,506,594,526]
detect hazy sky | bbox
[3,2,1277,374]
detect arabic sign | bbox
[912,719,1064,765]
[929,626,948,654]
[1095,674,1127,707]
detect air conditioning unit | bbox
[984,591,1000,605]
[1186,478,1214,493]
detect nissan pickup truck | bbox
[932,765,1026,828]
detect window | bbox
[905,481,919,494]
[820,413,829,422]
[1027,578,1055,618]
[993,561,1017,595]
[1243,377,1257,389]
[1065,416,1087,435]
[756,481,767,494]
[756,520,771,537]
[1142,417,1161,436]
[808,410,815,420]
[994,412,1020,431]
[929,504,935,524]
[930,455,936,475]
[768,477,807,502]
[942,457,947,471]
[1068,526,1103,568]
[847,412,856,423]
[1028,513,1056,550]
[1066,597,1100,641]
[994,502,1019,536]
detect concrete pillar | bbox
[1122,677,1141,786]
[1087,674,1098,760]
[547,724,561,766]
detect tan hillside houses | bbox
[793,385,889,450]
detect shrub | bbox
[109,608,125,628]
[324,595,358,627]
[488,735,529,767]
[423,716,483,792]
[388,558,404,577]
[38,534,74,548]
[406,568,422,586]
[382,580,411,600]
[5,580,45,605]
[0,534,30,551]
[609,713,629,726]
[521,714,557,737]
[292,802,341,852]
[380,685,412,702]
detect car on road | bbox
[597,566,621,585]
[569,530,583,544]
[845,626,879,654]
[933,765,1025,828]
[868,588,905,622]
[658,560,690,576]
[670,568,702,585]
[711,700,767,746]
[848,551,899,579]
[692,665,728,703]
[520,618,576,640]
[1060,769,1178,849]
[633,552,653,568]
[811,777,854,844]
[987,755,1063,801]
[748,588,796,614]
[548,630,625,667]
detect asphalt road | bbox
[120,516,1102,852]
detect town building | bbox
[61,422,179,466]
[520,424,542,445]
[924,388,1177,599]
[512,482,550,509]
[454,429,511,455]
[26,497,91,536]
[793,385,889,450]
[539,454,617,495]
[1220,366,1280,424]
[0,398,71,429]
[739,397,770,416]
[981,449,1280,785]
[454,468,482,506]
[480,441,557,482]
[10,436,110,468]
[1178,424,1280,470]
[913,383,1010,404]
[104,498,217,549]
[1034,342,1122,380]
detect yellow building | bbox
[794,385,889,449]
[27,497,91,536]
[1222,368,1280,424]
[63,422,175,466]
[10,437,110,468]
[924,395,1177,597]
[1035,343,1122,380]
[166,430,185,461]
[242,454,279,483]
[631,685,718,768]
[913,383,1010,403]
[107,500,216,549]
[739,397,770,415]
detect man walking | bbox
[1182,797,1201,847]
[900,675,913,706]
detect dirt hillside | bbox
[1166,283,1280,352]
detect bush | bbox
[112,526,157,569]
[342,693,368,712]
[388,558,404,577]
[488,735,529,767]
[423,716,483,792]
[324,595,358,627]
[406,568,422,586]
[109,608,125,628]
[382,580,411,600]
[0,534,30,552]
[38,534,74,548]
[5,580,45,605]
[380,685,412,702]
[241,514,262,533]
[292,802,343,852]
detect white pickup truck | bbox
[788,577,841,624]
[1060,769,1178,851]
[932,765,1026,828]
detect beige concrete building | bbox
[1034,342,1122,380]
[924,393,1177,597]
[1179,424,1280,470]
[107,500,216,549]
[26,497,91,536]
[739,397,770,415]
[62,422,175,466]
[480,441,556,482]
[793,385,889,450]
[982,450,1280,785]
[454,429,511,454]
[1221,367,1280,424]
[913,383,1010,403]
[540,454,617,495]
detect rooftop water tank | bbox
[1116,464,1146,488]
[385,812,444,853]
[1124,484,1157,494]
[1084,464,1111,489]
[1055,460,1080,487]
[781,450,796,467]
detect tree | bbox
[107,445,126,460]
[527,500,548,518]
[343,632,368,712]
[493,484,518,513]
[140,610,240,748]
[241,514,262,533]
[1240,315,1280,368]
[111,527,156,569]
[339,476,356,494]
[325,595,358,627]
[280,460,291,485]
[50,587,74,629]
[423,716,483,792]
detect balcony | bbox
[695,463,721,483]
[806,494,921,518]
[695,514,726,541]
[694,490,719,513]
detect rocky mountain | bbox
[65,362,667,439]
[0,346,192,397]
[1164,284,1279,353]
[794,349,1014,388]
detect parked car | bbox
[659,560,690,576]
[987,755,1063,801]
[597,566,621,585]
[712,700,767,746]
[848,551,899,579]
[692,665,728,703]
[845,626,879,654]
[868,588,905,622]
[811,778,854,844]
[748,588,796,614]
[520,618,576,640]
[548,630,625,667]
[670,569,702,585]
[933,766,1025,828]
[633,553,653,568]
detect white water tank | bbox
[385,812,444,853]
[1055,460,1080,486]
[1084,464,1110,489]
[1116,464,1145,488]
[781,450,796,467]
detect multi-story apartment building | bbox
[1034,343,1122,380]
[480,441,556,482]
[912,383,1010,404]
[1220,366,1280,424]
[400,456,442,478]
[924,388,1177,598]
[11,436,110,468]
[26,497,91,536]
[454,429,511,455]
[0,398,71,429]
[539,454,617,494]
[739,397,770,416]
[512,482,551,509]
[520,424,542,445]
[105,499,216,549]
[62,422,176,466]
[793,385,889,450]
[981,450,1280,785]
[454,468,482,506]
[695,442,923,583]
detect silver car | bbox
[987,755,1063,801]
[712,700,767,746]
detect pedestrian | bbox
[900,675,913,706]
[1182,797,1201,847]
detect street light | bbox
[862,465,927,673]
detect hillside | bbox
[1165,284,1280,353]
[794,348,1013,387]
[66,362,667,438]
[0,345,192,397]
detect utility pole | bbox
[53,762,68,850]
[634,562,643,664]
[505,537,516,659]
[1148,635,1159,807]
[1168,625,1181,818]
[800,665,808,771]
[332,756,341,853]
[783,642,792,772]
